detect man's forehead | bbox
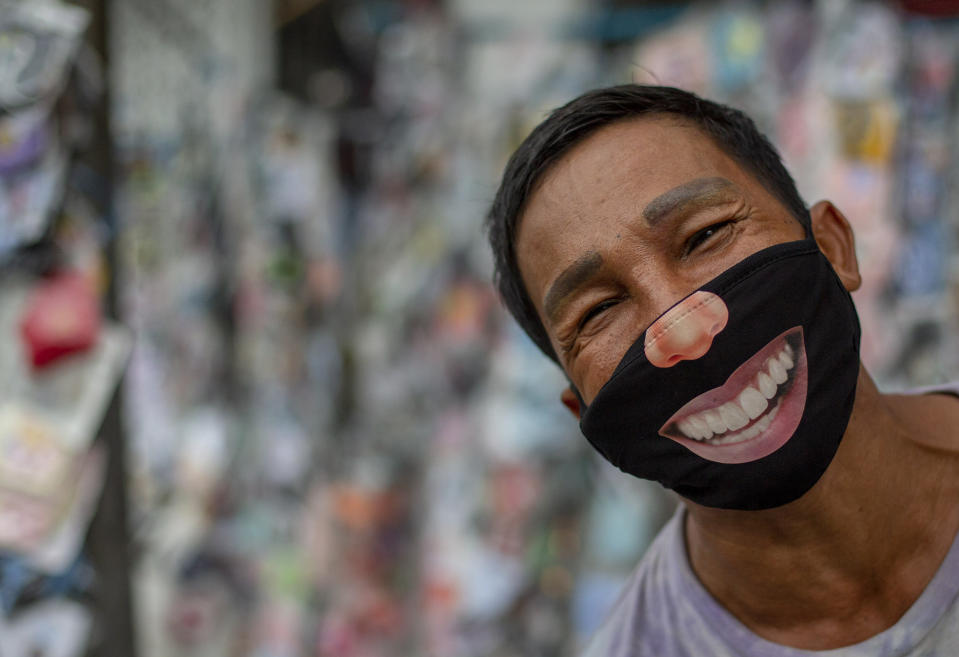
[516,116,763,297]
[533,116,745,209]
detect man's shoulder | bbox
[888,381,959,453]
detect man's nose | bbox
[644,291,729,368]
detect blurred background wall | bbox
[1,0,959,655]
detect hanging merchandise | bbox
[631,12,711,94]
[0,0,90,257]
[0,551,95,616]
[766,1,816,92]
[572,465,675,646]
[0,418,106,574]
[0,597,93,657]
[20,270,100,369]
[1,279,130,456]
[893,222,950,297]
[22,447,107,574]
[0,276,128,570]
[822,3,902,102]
[709,8,764,94]
[0,1,90,109]
[0,127,69,256]
[0,111,50,175]
[832,100,899,164]
[0,1,140,655]
[877,17,959,384]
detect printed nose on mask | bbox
[644,291,729,368]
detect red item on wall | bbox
[899,0,959,16]
[20,271,101,369]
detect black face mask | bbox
[579,238,861,510]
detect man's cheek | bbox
[579,331,639,403]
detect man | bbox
[486,85,959,655]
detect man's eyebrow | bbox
[544,251,603,325]
[643,177,739,226]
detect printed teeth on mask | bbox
[675,343,795,443]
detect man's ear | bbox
[560,386,583,420]
[808,200,861,293]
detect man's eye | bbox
[685,221,733,255]
[579,299,619,329]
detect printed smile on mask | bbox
[659,328,808,464]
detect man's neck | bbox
[684,370,959,650]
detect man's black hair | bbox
[486,84,810,363]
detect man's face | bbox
[516,116,806,405]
